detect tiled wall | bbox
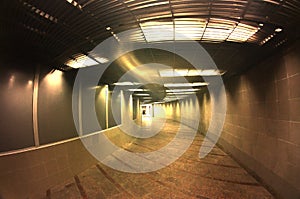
[202,41,300,199]
[0,138,98,198]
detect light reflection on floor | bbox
[47,120,274,199]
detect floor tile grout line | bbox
[127,146,260,186]
[74,175,88,199]
[130,141,238,169]
[143,171,209,199]
[46,189,51,199]
[96,164,135,198]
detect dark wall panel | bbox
[0,63,35,152]
[38,68,78,145]
[133,97,138,120]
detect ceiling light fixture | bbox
[140,21,173,42]
[142,97,152,100]
[166,88,200,93]
[159,69,226,77]
[260,33,276,45]
[23,2,58,23]
[113,82,141,86]
[64,53,109,68]
[190,69,226,76]
[131,1,169,10]
[128,88,145,92]
[139,18,259,43]
[134,93,150,96]
[66,0,82,9]
[164,82,208,87]
[167,92,197,95]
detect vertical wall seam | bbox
[78,81,83,136]
[32,65,40,147]
[105,85,109,129]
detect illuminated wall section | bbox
[198,92,211,134]
[179,95,200,129]
[0,64,35,152]
[153,103,166,118]
[108,90,122,128]
[199,41,300,199]
[95,85,108,130]
[38,68,78,144]
[121,91,133,125]
[153,96,199,130]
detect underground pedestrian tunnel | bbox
[0,0,300,198]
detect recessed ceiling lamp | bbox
[23,2,58,23]
[167,92,196,95]
[227,23,259,42]
[275,28,282,32]
[175,18,206,40]
[190,69,226,76]
[113,82,141,86]
[164,82,208,87]
[65,54,109,68]
[159,69,225,77]
[260,33,277,45]
[130,1,169,9]
[166,88,200,93]
[128,88,146,92]
[140,21,173,42]
[142,97,152,100]
[134,93,150,96]
[65,55,97,68]
[66,0,82,9]
[139,18,259,43]
[104,26,120,42]
[262,0,280,5]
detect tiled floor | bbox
[46,119,274,199]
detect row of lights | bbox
[23,24,46,35]
[23,1,58,23]
[106,26,120,42]
[275,38,288,48]
[23,0,83,28]
[66,0,82,10]
[260,27,283,45]
[112,67,225,102]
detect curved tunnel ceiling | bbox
[1,0,300,76]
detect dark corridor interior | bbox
[0,0,300,198]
